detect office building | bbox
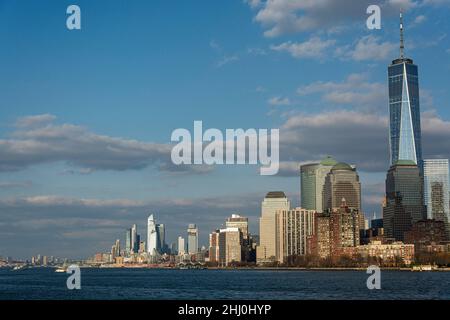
[187,224,198,254]
[147,215,158,255]
[131,224,138,253]
[383,160,426,241]
[388,13,423,167]
[276,208,315,263]
[323,162,361,212]
[423,159,450,238]
[209,230,220,263]
[257,191,290,263]
[218,227,242,266]
[300,156,338,212]
[178,236,186,256]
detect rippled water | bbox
[0,268,449,300]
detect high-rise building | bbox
[178,236,186,256]
[218,227,242,266]
[257,191,290,263]
[226,214,249,240]
[187,224,198,254]
[310,199,361,259]
[388,13,423,166]
[383,160,426,241]
[147,215,158,255]
[131,224,138,253]
[208,230,220,263]
[423,159,450,238]
[156,223,166,253]
[125,228,132,255]
[323,162,361,212]
[276,208,315,263]
[300,156,338,212]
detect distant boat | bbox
[12,265,26,271]
[55,265,68,273]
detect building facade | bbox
[276,208,316,263]
[218,227,242,266]
[388,13,423,167]
[423,159,450,238]
[300,156,338,212]
[257,191,290,264]
[323,162,361,212]
[147,215,158,255]
[187,224,198,254]
[383,160,426,241]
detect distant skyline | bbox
[1,0,450,259]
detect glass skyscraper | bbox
[423,159,450,238]
[388,13,423,167]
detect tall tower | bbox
[187,224,199,254]
[388,12,423,167]
[147,215,158,255]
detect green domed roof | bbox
[332,162,353,171]
[320,156,338,166]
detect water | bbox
[0,268,449,300]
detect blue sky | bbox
[1,0,450,259]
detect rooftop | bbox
[265,191,287,198]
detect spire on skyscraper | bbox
[400,10,405,59]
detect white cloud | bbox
[297,73,386,108]
[247,0,423,37]
[342,35,397,61]
[271,37,336,59]
[268,96,291,106]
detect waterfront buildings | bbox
[187,224,198,255]
[423,159,450,238]
[323,162,361,212]
[275,208,315,263]
[218,227,242,266]
[383,160,426,241]
[257,191,290,263]
[357,240,415,266]
[388,13,423,167]
[300,156,338,212]
[309,199,361,260]
[405,219,448,252]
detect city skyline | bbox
[1,1,450,259]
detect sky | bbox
[1,0,450,259]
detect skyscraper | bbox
[300,156,338,212]
[388,12,423,166]
[423,159,450,238]
[131,224,138,253]
[187,224,198,254]
[383,160,426,241]
[323,162,361,212]
[218,227,242,266]
[147,215,158,255]
[178,236,186,255]
[125,228,132,255]
[209,230,220,263]
[156,223,166,253]
[276,207,315,263]
[257,191,290,263]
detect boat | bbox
[12,265,26,271]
